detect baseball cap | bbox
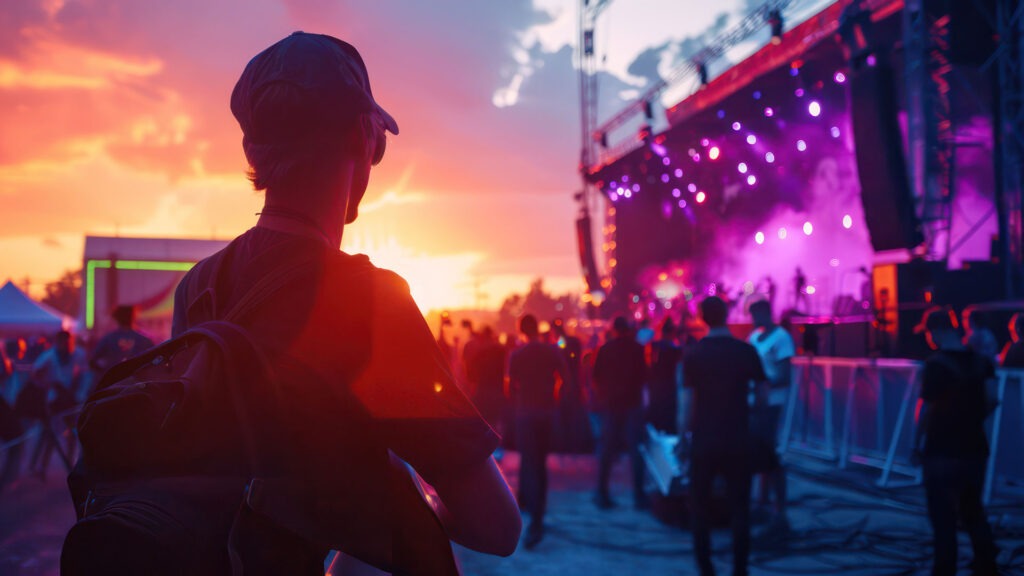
[231,32,399,146]
[913,306,959,334]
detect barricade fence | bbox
[786,356,1024,504]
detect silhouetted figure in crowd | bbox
[913,307,999,576]
[552,318,590,453]
[963,307,999,362]
[466,326,507,431]
[88,305,155,380]
[508,314,569,549]
[592,316,648,510]
[793,267,808,313]
[747,299,793,533]
[63,32,519,574]
[684,297,765,576]
[648,318,681,434]
[1001,313,1024,367]
[29,330,85,476]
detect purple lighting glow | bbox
[778,228,787,239]
[747,175,757,186]
[831,126,841,138]
[803,221,813,235]
[678,200,687,208]
[842,214,853,229]
[795,88,805,97]
[765,152,776,163]
[662,157,671,166]
[746,134,757,145]
[738,163,748,174]
[674,168,684,178]
[661,174,670,183]
[765,107,774,117]
[732,122,742,131]
[696,191,707,203]
[688,183,697,193]
[709,146,721,160]
[755,231,765,245]
[834,71,847,83]
[672,188,681,197]
[797,140,807,152]
[808,101,821,117]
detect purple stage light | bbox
[778,227,787,239]
[797,140,807,152]
[624,190,632,198]
[806,285,816,295]
[732,122,742,131]
[675,168,683,178]
[765,107,774,117]
[808,101,821,117]
[790,67,799,77]
[738,163,748,174]
[765,152,776,163]
[867,54,877,67]
[622,175,630,183]
[661,174,670,183]
[662,157,671,166]
[688,183,697,193]
[717,109,726,119]
[632,184,640,192]
[672,188,681,197]
[834,71,847,84]
[692,153,701,162]
[696,191,706,203]
[842,214,853,229]
[746,134,757,145]
[831,126,841,138]
[701,138,710,147]
[803,221,813,235]
[678,200,687,208]
[830,258,840,267]
[747,175,757,186]
[709,146,721,160]
[795,88,805,97]
[753,91,762,100]
[652,142,668,156]
[755,231,765,245]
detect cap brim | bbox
[375,103,399,135]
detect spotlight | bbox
[831,126,841,138]
[803,221,813,235]
[709,146,721,160]
[747,175,757,186]
[808,101,821,117]
[834,71,847,84]
[755,231,765,245]
[732,122,742,131]
[696,191,707,203]
[842,214,853,229]
[746,134,757,145]
[778,228,787,239]
[765,152,776,163]
[768,9,784,45]
[738,163,748,174]
[672,188,681,197]
[797,140,807,152]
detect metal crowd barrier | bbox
[786,356,1024,504]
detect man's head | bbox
[700,296,728,328]
[916,306,961,350]
[112,305,137,329]
[55,330,73,354]
[232,32,399,221]
[611,316,630,338]
[748,299,773,328]
[519,314,539,339]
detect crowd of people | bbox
[0,305,154,489]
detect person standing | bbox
[747,299,793,531]
[648,318,682,434]
[88,305,155,380]
[592,316,648,509]
[684,297,766,576]
[508,314,569,549]
[913,307,999,576]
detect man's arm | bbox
[429,456,521,557]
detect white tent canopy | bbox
[0,280,68,338]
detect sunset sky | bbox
[0,0,791,313]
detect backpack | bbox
[64,255,462,576]
[63,258,308,575]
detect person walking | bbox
[913,307,999,575]
[508,314,569,549]
[592,316,648,510]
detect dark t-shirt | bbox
[683,335,766,449]
[920,348,994,458]
[89,328,155,374]
[172,227,498,544]
[592,336,647,412]
[508,341,567,414]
